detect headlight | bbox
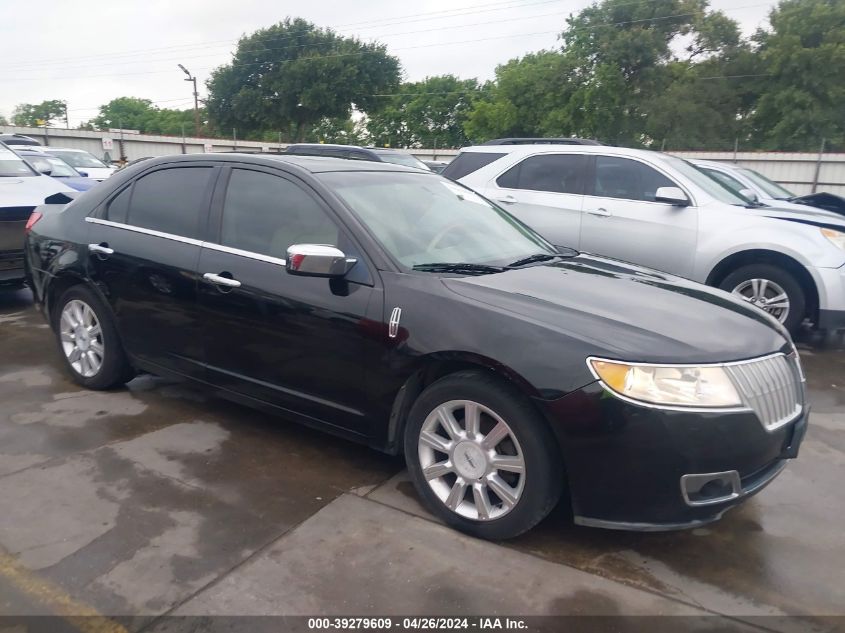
[821,228,845,251]
[588,358,742,408]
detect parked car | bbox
[692,159,845,216]
[482,137,603,146]
[0,143,75,288]
[0,134,41,148]
[445,144,845,335]
[285,143,431,171]
[16,149,98,191]
[25,153,806,539]
[35,147,115,180]
[423,160,450,174]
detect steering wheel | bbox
[426,223,475,252]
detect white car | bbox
[0,144,75,286]
[35,147,115,181]
[444,142,845,335]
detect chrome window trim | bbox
[85,217,287,266]
[85,217,202,246]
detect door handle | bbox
[203,272,241,288]
[496,195,518,205]
[88,242,114,256]
[586,207,612,218]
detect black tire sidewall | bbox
[404,370,563,540]
[53,285,132,390]
[719,264,806,335]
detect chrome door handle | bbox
[203,272,241,288]
[88,243,114,255]
[496,195,517,205]
[586,207,611,218]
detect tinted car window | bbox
[497,154,585,194]
[220,169,339,259]
[703,168,745,195]
[593,156,676,202]
[127,167,212,238]
[441,152,506,180]
[349,151,372,161]
[106,186,131,224]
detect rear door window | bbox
[106,186,131,223]
[441,152,506,180]
[592,156,676,202]
[496,154,587,194]
[127,167,213,238]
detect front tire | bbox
[719,264,806,335]
[404,371,563,540]
[53,285,134,389]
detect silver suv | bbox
[444,144,845,335]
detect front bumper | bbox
[813,264,845,330]
[537,382,808,530]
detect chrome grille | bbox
[725,354,804,431]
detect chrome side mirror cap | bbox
[654,186,690,206]
[739,188,759,203]
[286,244,356,278]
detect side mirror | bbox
[286,244,356,278]
[34,163,52,176]
[77,170,89,177]
[739,188,758,203]
[654,186,690,206]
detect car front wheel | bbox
[719,264,806,335]
[404,371,563,540]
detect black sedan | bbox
[24,154,808,539]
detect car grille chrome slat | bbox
[725,354,803,431]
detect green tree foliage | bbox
[11,100,66,126]
[0,114,8,126]
[751,0,845,150]
[206,18,401,142]
[90,97,205,136]
[366,75,481,148]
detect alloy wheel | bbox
[59,299,104,378]
[418,399,526,521]
[732,278,790,324]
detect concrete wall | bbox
[4,125,843,196]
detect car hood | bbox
[443,255,790,364]
[0,174,75,207]
[751,202,845,230]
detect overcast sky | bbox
[2,0,779,127]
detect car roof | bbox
[43,147,89,152]
[147,152,426,174]
[481,137,603,146]
[286,143,407,155]
[457,143,668,162]
[690,159,735,170]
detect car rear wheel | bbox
[719,264,806,335]
[54,285,134,389]
[404,370,563,540]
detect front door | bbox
[579,155,698,277]
[481,153,588,250]
[197,166,380,434]
[85,164,216,376]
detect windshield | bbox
[660,155,752,205]
[319,171,557,269]
[47,150,107,169]
[0,146,38,177]
[26,155,79,177]
[739,168,794,199]
[377,153,431,171]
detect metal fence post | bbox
[811,138,826,193]
[733,137,739,163]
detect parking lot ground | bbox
[1,287,845,633]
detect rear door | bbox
[196,165,379,434]
[85,164,216,376]
[480,153,588,249]
[579,155,698,276]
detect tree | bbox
[306,116,369,144]
[206,18,401,141]
[751,0,845,150]
[91,97,205,136]
[11,99,66,127]
[367,75,481,148]
[0,114,8,126]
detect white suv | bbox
[443,143,845,335]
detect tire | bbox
[718,264,806,335]
[53,285,134,390]
[404,370,563,540]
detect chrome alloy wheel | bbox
[732,278,790,324]
[418,399,526,521]
[59,299,104,378]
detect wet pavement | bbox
[1,287,844,632]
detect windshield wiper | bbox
[412,262,504,275]
[506,253,564,268]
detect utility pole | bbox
[63,102,69,129]
[178,64,201,137]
